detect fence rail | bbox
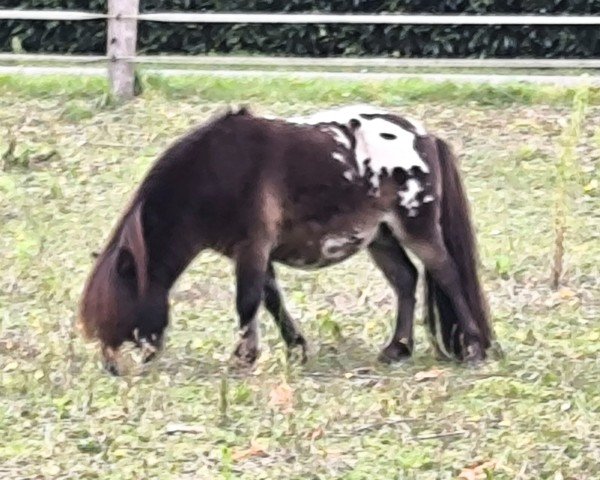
[0,10,105,20]
[1,7,600,99]
[2,65,598,87]
[2,10,600,24]
[2,54,600,70]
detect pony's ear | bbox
[116,247,136,280]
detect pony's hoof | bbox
[378,341,412,364]
[464,343,485,366]
[141,349,158,364]
[101,345,121,375]
[287,335,309,364]
[233,339,260,367]
[287,344,309,365]
[139,339,161,364]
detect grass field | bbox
[0,75,598,479]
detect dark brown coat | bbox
[78,106,493,374]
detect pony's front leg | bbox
[232,241,270,367]
[101,344,121,376]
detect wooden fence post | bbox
[107,0,139,100]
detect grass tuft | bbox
[552,85,589,289]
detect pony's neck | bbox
[147,236,203,291]
[141,203,205,291]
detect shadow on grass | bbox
[132,333,447,383]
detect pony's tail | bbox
[424,138,493,360]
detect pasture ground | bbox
[0,75,598,479]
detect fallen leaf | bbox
[414,368,444,382]
[3,361,18,372]
[307,426,325,441]
[232,438,269,462]
[583,178,597,193]
[268,382,294,413]
[459,460,497,480]
[558,287,577,299]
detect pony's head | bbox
[78,202,169,374]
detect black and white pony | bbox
[78,104,494,375]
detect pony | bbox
[78,104,494,375]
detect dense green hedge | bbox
[1,1,600,57]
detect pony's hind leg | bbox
[368,225,418,364]
[264,263,308,362]
[406,229,485,363]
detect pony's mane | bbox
[130,106,250,203]
[77,203,147,341]
[93,106,246,256]
[78,107,247,341]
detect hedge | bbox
[1,1,600,58]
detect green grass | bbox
[1,71,600,107]
[0,76,599,479]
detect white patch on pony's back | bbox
[398,178,423,217]
[285,104,431,195]
[287,105,429,171]
[399,178,423,209]
[405,116,427,136]
[353,116,429,176]
[326,127,351,149]
[287,104,388,125]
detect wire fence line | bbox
[0,10,107,21]
[2,54,600,69]
[1,65,598,87]
[1,7,600,98]
[2,10,600,24]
